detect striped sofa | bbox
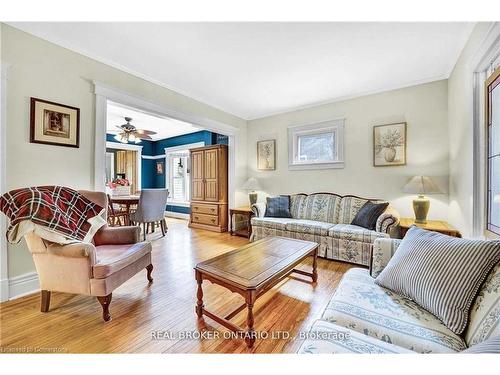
[250,193,400,266]
[298,238,500,354]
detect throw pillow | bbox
[351,201,389,230]
[375,226,500,335]
[264,195,293,218]
[462,336,500,354]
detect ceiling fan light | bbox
[134,138,142,144]
[113,134,122,142]
[129,134,136,142]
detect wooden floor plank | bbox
[0,218,354,353]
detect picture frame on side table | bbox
[257,139,276,170]
[30,97,80,148]
[373,122,407,167]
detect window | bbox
[288,119,344,169]
[168,153,190,203]
[486,66,500,235]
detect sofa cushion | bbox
[338,196,370,224]
[298,320,413,354]
[351,201,389,230]
[375,226,500,335]
[93,242,152,279]
[292,193,341,223]
[264,195,292,218]
[250,217,294,230]
[286,219,336,236]
[322,268,466,353]
[328,224,388,242]
[465,262,500,346]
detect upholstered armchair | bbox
[24,190,153,321]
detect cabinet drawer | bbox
[192,213,219,226]
[191,203,218,215]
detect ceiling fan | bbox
[114,117,157,143]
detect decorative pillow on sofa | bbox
[264,195,293,218]
[351,201,389,230]
[375,226,500,335]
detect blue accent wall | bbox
[106,130,226,215]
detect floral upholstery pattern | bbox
[298,320,413,354]
[300,193,341,223]
[376,206,400,234]
[286,219,336,236]
[370,238,402,278]
[322,268,467,353]
[465,263,500,346]
[338,196,370,224]
[328,224,388,242]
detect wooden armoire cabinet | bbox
[189,144,228,232]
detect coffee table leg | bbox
[245,291,256,348]
[195,270,204,318]
[312,248,318,282]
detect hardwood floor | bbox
[0,218,354,353]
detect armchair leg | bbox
[97,294,112,322]
[142,223,147,241]
[146,264,153,283]
[41,290,51,312]
[160,220,165,236]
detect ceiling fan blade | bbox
[136,129,157,135]
[116,125,126,131]
[136,133,153,140]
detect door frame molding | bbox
[0,54,9,302]
[105,141,143,191]
[93,81,239,212]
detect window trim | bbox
[288,119,345,170]
[485,66,500,237]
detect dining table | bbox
[109,194,140,225]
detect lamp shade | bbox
[241,177,261,191]
[403,176,442,195]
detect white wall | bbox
[247,80,450,220]
[1,24,247,280]
[448,23,495,238]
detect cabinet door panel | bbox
[191,150,204,201]
[204,149,219,201]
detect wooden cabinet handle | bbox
[211,219,215,223]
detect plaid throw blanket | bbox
[0,186,106,244]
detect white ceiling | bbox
[10,22,474,120]
[107,101,201,141]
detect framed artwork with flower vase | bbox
[373,122,406,167]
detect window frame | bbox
[288,119,345,170]
[168,154,190,204]
[485,66,500,237]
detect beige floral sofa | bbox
[298,238,500,353]
[250,193,400,266]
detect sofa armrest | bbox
[376,206,400,235]
[45,242,97,265]
[251,203,266,218]
[369,238,402,278]
[93,226,140,246]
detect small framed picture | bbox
[30,98,80,148]
[257,139,276,170]
[156,161,164,174]
[373,122,407,167]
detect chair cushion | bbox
[322,268,466,353]
[298,320,413,354]
[328,224,388,242]
[375,226,500,335]
[462,335,500,354]
[286,219,336,236]
[93,242,152,279]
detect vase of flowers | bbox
[375,128,404,162]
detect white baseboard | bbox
[165,211,189,220]
[9,271,39,300]
[0,277,9,302]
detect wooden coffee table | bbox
[194,236,319,348]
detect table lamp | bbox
[241,177,261,206]
[403,176,442,224]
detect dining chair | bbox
[129,189,169,240]
[106,194,129,227]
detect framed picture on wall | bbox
[156,161,164,174]
[30,97,80,148]
[257,139,276,170]
[373,122,407,167]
